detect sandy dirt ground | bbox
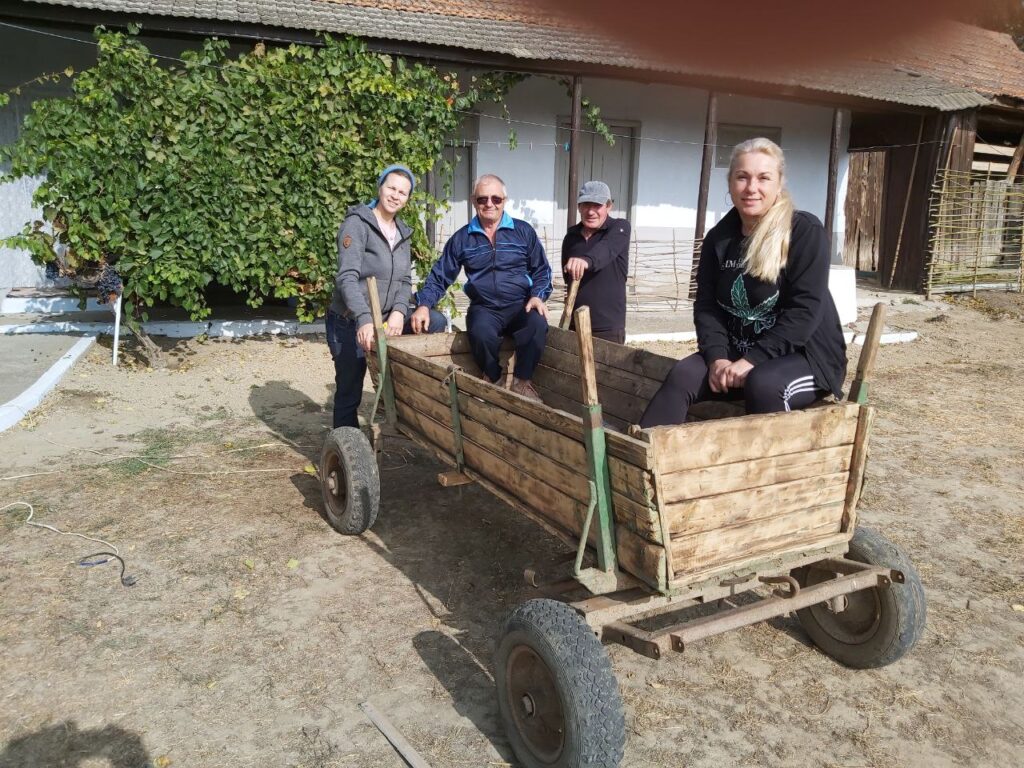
[0,291,1022,768]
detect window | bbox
[715,124,783,168]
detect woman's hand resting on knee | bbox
[709,358,754,392]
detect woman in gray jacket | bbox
[327,164,444,428]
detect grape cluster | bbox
[44,261,60,280]
[96,265,123,304]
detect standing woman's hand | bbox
[356,322,376,352]
[385,310,404,337]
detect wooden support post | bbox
[559,280,580,330]
[824,109,843,257]
[567,75,583,231]
[847,302,886,405]
[445,366,466,473]
[425,169,436,254]
[689,91,717,299]
[573,306,617,577]
[365,276,397,425]
[888,117,924,289]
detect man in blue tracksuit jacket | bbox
[410,174,552,401]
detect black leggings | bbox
[639,352,823,428]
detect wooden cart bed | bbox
[372,326,872,596]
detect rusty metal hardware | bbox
[759,574,801,598]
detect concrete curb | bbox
[0,319,918,346]
[0,319,328,338]
[0,336,96,433]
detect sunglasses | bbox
[474,195,505,206]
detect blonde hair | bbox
[729,138,794,283]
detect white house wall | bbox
[468,76,849,260]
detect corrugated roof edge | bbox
[16,0,995,110]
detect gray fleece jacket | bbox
[329,204,413,327]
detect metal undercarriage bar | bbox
[600,561,900,659]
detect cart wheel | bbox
[495,599,625,768]
[795,526,926,669]
[319,427,380,534]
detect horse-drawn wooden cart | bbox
[318,280,926,768]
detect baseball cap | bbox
[577,180,611,205]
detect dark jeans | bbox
[467,303,548,383]
[326,308,446,428]
[639,351,823,428]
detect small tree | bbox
[1,29,515,360]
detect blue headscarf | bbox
[369,163,416,208]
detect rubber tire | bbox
[319,427,380,534]
[495,598,625,768]
[795,526,926,669]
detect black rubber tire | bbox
[495,599,625,768]
[319,427,380,534]
[795,526,927,669]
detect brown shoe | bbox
[510,377,543,403]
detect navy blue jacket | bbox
[417,212,552,310]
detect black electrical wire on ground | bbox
[78,552,138,587]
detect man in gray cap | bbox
[561,180,632,343]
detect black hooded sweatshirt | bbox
[694,208,847,398]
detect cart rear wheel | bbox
[319,427,379,534]
[795,526,926,668]
[495,599,625,768]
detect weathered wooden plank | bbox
[668,532,852,590]
[667,472,849,537]
[393,420,580,551]
[650,403,860,474]
[390,332,513,358]
[396,400,592,543]
[545,326,677,382]
[671,503,844,575]
[539,344,663,401]
[455,367,653,468]
[615,525,668,593]
[532,363,646,425]
[390,360,650,500]
[393,376,663,543]
[842,405,874,532]
[660,445,854,503]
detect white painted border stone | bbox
[0,295,103,314]
[0,336,95,432]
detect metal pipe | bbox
[669,568,892,651]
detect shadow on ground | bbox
[0,721,150,768]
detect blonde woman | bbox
[639,138,847,427]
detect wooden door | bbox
[555,122,636,239]
[843,150,885,272]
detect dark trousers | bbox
[326,308,446,428]
[639,352,823,428]
[594,328,625,344]
[467,303,548,383]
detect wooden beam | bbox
[694,91,717,244]
[1006,131,1024,181]
[424,169,436,254]
[824,108,843,247]
[689,91,717,299]
[567,74,583,230]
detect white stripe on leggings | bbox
[782,375,816,412]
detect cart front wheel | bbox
[495,599,625,768]
[795,526,926,669]
[319,427,379,534]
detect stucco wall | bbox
[471,76,849,260]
